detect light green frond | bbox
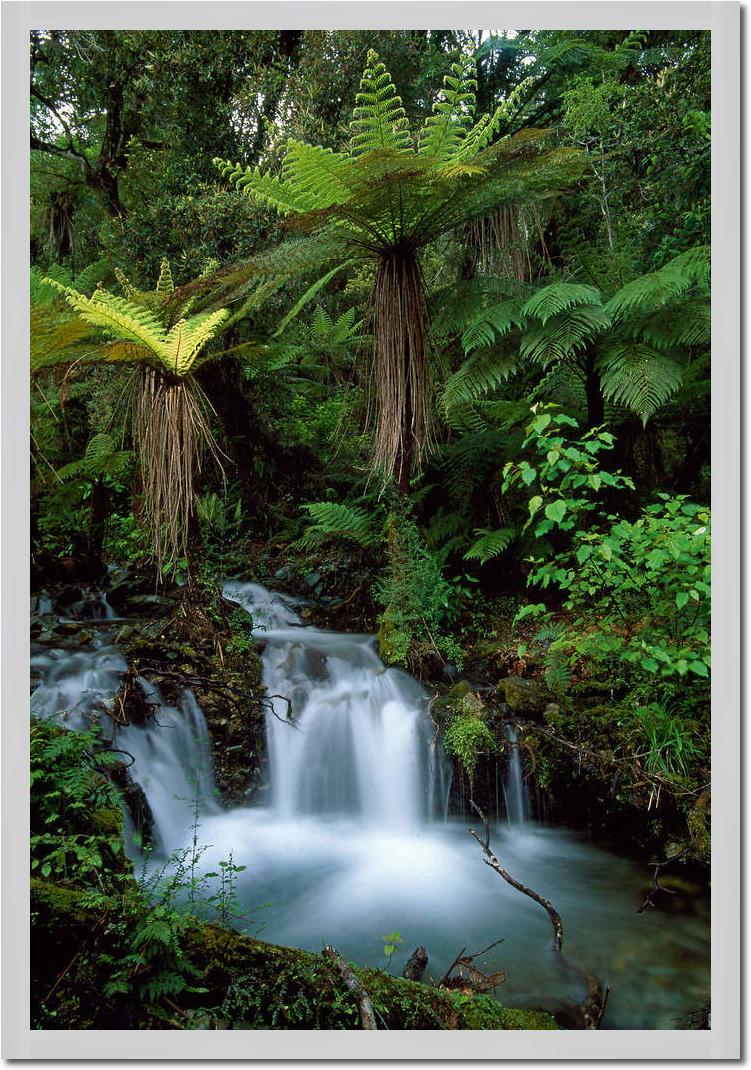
[272,260,357,338]
[162,309,230,376]
[521,282,602,325]
[114,268,137,298]
[156,258,174,296]
[214,157,311,216]
[57,433,132,482]
[282,140,358,209]
[349,50,413,156]
[464,527,515,564]
[451,77,533,162]
[46,281,167,356]
[597,341,683,424]
[418,54,477,160]
[520,304,610,366]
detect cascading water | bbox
[503,724,529,827]
[29,583,711,1028]
[223,581,437,827]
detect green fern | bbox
[464,527,516,564]
[596,341,684,424]
[293,501,383,551]
[520,304,610,366]
[56,433,132,483]
[521,282,603,325]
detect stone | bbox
[500,676,551,717]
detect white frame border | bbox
[2,1,740,1060]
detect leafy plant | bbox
[443,713,496,787]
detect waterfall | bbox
[115,680,219,852]
[503,723,529,826]
[223,581,440,827]
[31,644,128,732]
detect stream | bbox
[30,582,710,1029]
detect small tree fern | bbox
[35,260,231,571]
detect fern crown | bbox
[42,259,230,379]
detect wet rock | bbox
[499,676,551,717]
[304,648,328,681]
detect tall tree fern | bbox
[215,49,584,489]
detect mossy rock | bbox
[500,676,551,717]
[686,789,711,864]
[376,616,411,667]
[432,681,487,722]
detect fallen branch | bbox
[402,946,428,983]
[468,800,609,1028]
[638,848,687,913]
[439,937,506,994]
[469,800,563,951]
[322,945,378,1030]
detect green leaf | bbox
[676,591,689,609]
[545,500,567,523]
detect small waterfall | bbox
[62,588,118,621]
[223,581,441,828]
[503,723,529,826]
[31,644,128,731]
[116,680,219,852]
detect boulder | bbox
[499,676,551,717]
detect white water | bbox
[29,583,710,1028]
[223,581,437,828]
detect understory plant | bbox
[40,260,231,572]
[506,407,709,777]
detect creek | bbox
[30,582,710,1029]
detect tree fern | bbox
[214,48,584,486]
[56,433,132,482]
[520,304,610,366]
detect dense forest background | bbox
[29,29,711,1030]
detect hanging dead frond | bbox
[132,369,225,572]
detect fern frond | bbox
[460,298,526,352]
[30,301,94,374]
[349,50,412,156]
[521,282,602,325]
[162,309,230,376]
[293,501,382,551]
[73,259,111,295]
[282,140,358,209]
[464,527,515,564]
[597,340,683,424]
[443,347,518,410]
[156,258,174,296]
[419,54,477,160]
[520,304,610,366]
[214,157,312,216]
[47,281,167,355]
[604,248,709,323]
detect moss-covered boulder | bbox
[432,681,487,722]
[499,676,551,717]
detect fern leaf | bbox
[293,501,381,551]
[46,281,167,357]
[460,299,526,353]
[521,282,602,325]
[349,50,412,156]
[444,347,518,410]
[214,157,311,216]
[464,527,515,564]
[520,304,610,366]
[419,54,477,160]
[282,140,358,209]
[162,309,229,376]
[597,341,683,424]
[156,258,174,296]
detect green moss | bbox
[376,614,411,667]
[31,879,556,1031]
[686,789,711,864]
[443,713,496,786]
[90,807,124,836]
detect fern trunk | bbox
[370,247,432,489]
